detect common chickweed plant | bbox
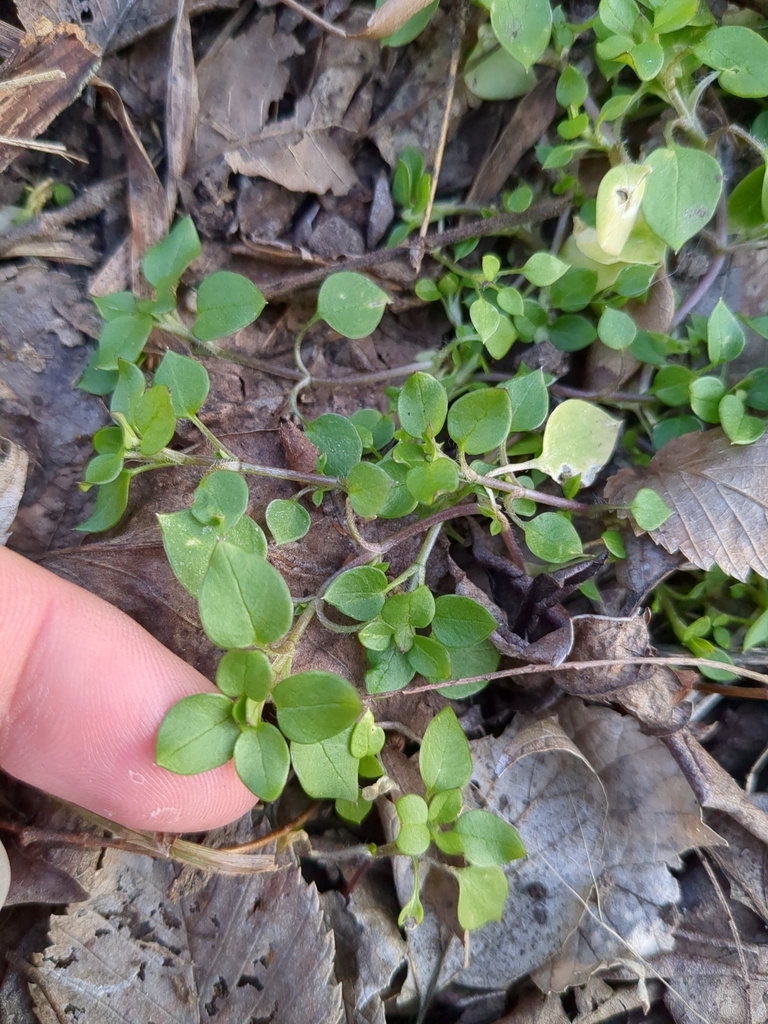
[76,0,768,930]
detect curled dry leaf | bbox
[0,840,10,912]
[0,438,28,545]
[29,848,344,1024]
[555,613,692,734]
[605,427,768,581]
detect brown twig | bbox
[219,803,319,853]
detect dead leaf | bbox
[706,801,768,922]
[0,18,100,173]
[465,74,556,206]
[0,841,9,912]
[615,527,687,617]
[555,614,692,735]
[189,13,303,177]
[356,0,436,40]
[604,427,768,581]
[92,78,168,292]
[497,992,570,1024]
[164,0,198,217]
[368,13,469,169]
[29,848,344,1023]
[584,340,641,393]
[409,702,721,996]
[109,0,238,53]
[14,0,133,50]
[0,438,28,545]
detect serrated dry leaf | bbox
[29,848,343,1023]
[605,427,768,581]
[0,18,99,173]
[0,438,28,545]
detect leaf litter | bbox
[5,1,768,1023]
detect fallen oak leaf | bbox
[604,428,768,581]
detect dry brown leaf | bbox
[0,438,28,545]
[92,78,168,292]
[706,801,768,922]
[368,13,469,169]
[497,991,570,1023]
[555,613,692,734]
[356,0,436,39]
[0,18,99,173]
[109,0,238,52]
[604,427,768,582]
[29,848,344,1023]
[164,0,198,216]
[189,13,303,178]
[14,0,133,50]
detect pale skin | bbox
[0,547,256,832]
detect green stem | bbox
[190,413,237,460]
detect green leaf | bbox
[598,306,637,350]
[142,217,201,289]
[408,635,451,681]
[456,866,508,930]
[469,298,501,342]
[602,530,626,558]
[454,809,526,866]
[550,268,598,312]
[134,385,176,455]
[533,399,622,486]
[653,0,697,32]
[744,608,768,651]
[153,350,210,417]
[335,792,373,824]
[192,470,249,530]
[521,253,569,287]
[719,395,766,445]
[596,163,651,257]
[629,40,664,81]
[78,352,119,395]
[93,291,138,321]
[358,618,395,651]
[395,794,431,855]
[198,542,294,648]
[157,510,266,597]
[273,670,362,742]
[464,46,537,102]
[707,299,745,365]
[652,365,695,406]
[429,788,463,824]
[504,185,533,213]
[216,649,272,700]
[347,461,395,517]
[727,166,765,232]
[497,286,524,316]
[432,595,497,649]
[630,487,674,530]
[556,64,587,107]
[439,639,500,699]
[350,709,386,758]
[110,359,145,422]
[234,724,290,802]
[641,145,723,251]
[615,264,656,298]
[549,314,597,352]
[317,272,389,339]
[379,0,438,46]
[694,26,768,98]
[447,387,512,454]
[365,645,416,693]
[84,452,124,485]
[95,314,153,371]
[325,566,388,621]
[265,499,311,544]
[305,413,363,477]
[599,0,639,35]
[77,471,131,533]
[155,693,239,774]
[491,0,552,70]
[419,706,472,795]
[689,376,725,423]
[398,372,448,438]
[524,512,584,562]
[290,726,359,801]
[405,458,459,504]
[192,271,266,341]
[499,370,549,432]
